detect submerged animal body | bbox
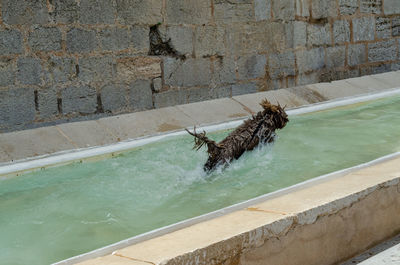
[186,99,289,172]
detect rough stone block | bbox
[212,57,236,85]
[51,0,79,23]
[375,17,391,39]
[44,57,76,84]
[62,85,97,114]
[333,20,350,44]
[132,26,150,53]
[116,0,162,24]
[296,0,310,17]
[66,28,97,53]
[307,24,331,46]
[0,58,15,86]
[360,0,382,14]
[272,0,295,21]
[348,44,367,66]
[166,0,211,24]
[17,58,42,85]
[2,0,50,24]
[368,39,397,63]
[339,0,358,15]
[117,57,161,81]
[0,87,35,126]
[360,63,392,76]
[166,26,193,56]
[0,30,22,55]
[153,89,185,108]
[101,83,127,112]
[326,46,346,68]
[294,21,307,47]
[237,54,266,80]
[214,2,253,24]
[79,0,115,24]
[37,86,59,118]
[195,26,225,57]
[100,27,131,51]
[232,82,259,96]
[129,79,153,111]
[209,86,231,99]
[384,0,400,15]
[311,0,337,19]
[296,47,325,73]
[255,0,271,21]
[152,77,162,92]
[79,56,114,83]
[297,72,319,86]
[353,17,375,42]
[268,51,295,79]
[28,27,62,52]
[392,17,400,37]
[163,58,211,87]
[319,68,359,82]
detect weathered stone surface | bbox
[79,0,115,24]
[376,17,391,39]
[101,83,127,112]
[348,44,367,66]
[269,51,295,79]
[79,56,115,83]
[0,30,22,55]
[237,54,266,80]
[232,82,259,96]
[166,0,211,24]
[100,27,131,51]
[294,21,307,47]
[116,0,162,24]
[62,85,97,114]
[51,0,79,23]
[212,57,236,85]
[307,24,331,46]
[384,0,400,15]
[44,57,76,83]
[117,57,161,81]
[353,17,375,42]
[163,58,211,87]
[152,77,162,92]
[131,26,150,53]
[166,26,193,56]
[195,26,225,57]
[28,27,62,52]
[339,0,358,15]
[17,58,42,85]
[214,2,253,24]
[368,40,397,63]
[311,0,337,19]
[296,48,325,73]
[36,86,59,119]
[272,0,295,21]
[255,0,271,21]
[392,17,400,37]
[66,28,97,53]
[129,79,153,111]
[0,58,15,86]
[333,20,350,44]
[296,0,310,17]
[2,0,50,24]
[360,0,382,14]
[0,87,35,126]
[326,46,346,68]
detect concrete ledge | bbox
[1,71,400,164]
[73,156,400,265]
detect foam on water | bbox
[1,96,400,265]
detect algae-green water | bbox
[1,96,400,265]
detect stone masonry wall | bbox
[0,0,400,132]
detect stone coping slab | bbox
[72,155,400,265]
[1,71,400,164]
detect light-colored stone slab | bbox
[57,120,118,148]
[358,243,400,265]
[0,126,74,162]
[345,76,393,92]
[308,80,367,100]
[177,98,250,125]
[115,210,287,264]
[76,255,149,265]
[369,72,400,89]
[97,106,194,141]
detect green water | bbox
[1,96,400,265]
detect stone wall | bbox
[0,0,400,132]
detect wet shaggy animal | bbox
[186,99,289,172]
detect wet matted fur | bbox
[186,99,289,172]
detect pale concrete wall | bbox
[1,0,400,132]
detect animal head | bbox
[260,99,289,129]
